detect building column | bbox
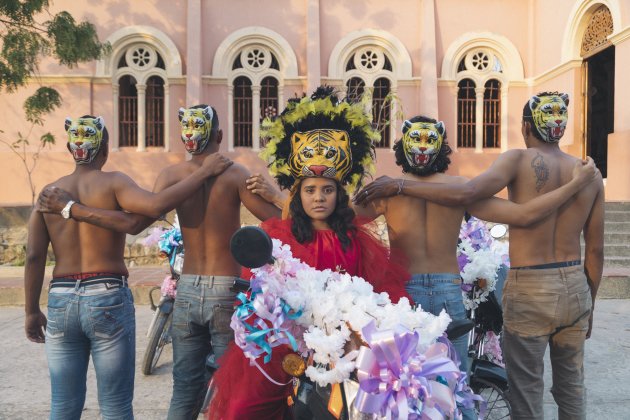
[112,83,119,151]
[389,85,398,148]
[252,85,261,151]
[227,84,234,151]
[306,0,321,92]
[500,88,508,151]
[164,83,171,152]
[186,0,202,106]
[452,84,460,151]
[137,84,147,152]
[474,86,485,153]
[419,0,438,116]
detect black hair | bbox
[190,104,220,129]
[289,178,356,251]
[393,115,452,176]
[522,91,563,142]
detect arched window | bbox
[373,77,391,148]
[118,75,138,147]
[483,79,501,148]
[233,76,253,148]
[343,47,395,148]
[457,79,476,148]
[455,50,505,150]
[146,76,165,147]
[113,43,169,151]
[228,46,282,150]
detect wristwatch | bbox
[61,200,76,219]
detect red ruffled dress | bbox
[209,218,412,419]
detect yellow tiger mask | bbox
[289,129,352,182]
[529,93,569,143]
[65,116,106,164]
[401,120,445,168]
[178,106,214,154]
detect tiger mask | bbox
[529,93,569,143]
[178,106,214,154]
[289,129,352,182]
[64,116,106,164]
[401,119,445,169]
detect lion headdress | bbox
[260,86,379,194]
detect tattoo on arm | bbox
[531,153,549,192]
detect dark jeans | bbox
[167,275,236,420]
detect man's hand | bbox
[572,156,598,187]
[586,312,594,339]
[36,186,76,214]
[201,153,233,177]
[246,174,285,208]
[353,176,399,206]
[25,311,47,343]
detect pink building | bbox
[1,0,629,205]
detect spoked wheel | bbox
[472,377,512,419]
[141,310,172,375]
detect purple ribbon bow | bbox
[353,321,461,419]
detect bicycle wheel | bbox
[141,310,172,375]
[472,377,512,419]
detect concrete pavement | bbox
[0,300,629,419]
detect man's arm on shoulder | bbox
[234,165,281,221]
[354,150,521,207]
[583,177,604,338]
[112,153,232,218]
[37,183,155,235]
[24,210,50,343]
[352,196,386,220]
[468,158,598,226]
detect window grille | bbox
[146,76,165,147]
[233,76,253,147]
[483,79,501,148]
[457,79,476,148]
[119,75,138,147]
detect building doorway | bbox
[585,45,615,178]
[581,5,614,178]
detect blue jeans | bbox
[167,275,236,420]
[406,273,477,420]
[45,285,136,420]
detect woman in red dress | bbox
[209,87,411,419]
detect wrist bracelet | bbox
[396,179,405,195]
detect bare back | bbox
[42,170,128,276]
[158,161,279,276]
[383,173,466,274]
[508,148,602,267]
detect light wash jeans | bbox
[45,285,136,420]
[167,275,237,420]
[406,273,477,420]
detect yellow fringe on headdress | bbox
[259,91,378,194]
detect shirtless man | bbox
[38,106,281,419]
[26,115,231,419]
[355,93,603,420]
[246,114,596,420]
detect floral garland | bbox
[232,239,481,418]
[457,217,505,310]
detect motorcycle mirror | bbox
[230,226,274,268]
[489,224,507,239]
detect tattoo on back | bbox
[531,153,549,192]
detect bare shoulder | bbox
[222,162,250,183]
